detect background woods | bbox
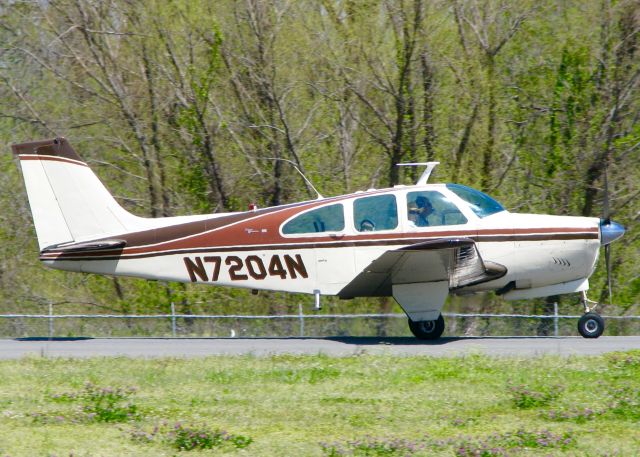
[0,0,638,331]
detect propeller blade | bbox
[605,243,612,304]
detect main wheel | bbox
[577,312,605,338]
[408,314,445,340]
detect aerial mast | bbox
[396,162,440,185]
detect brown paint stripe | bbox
[46,189,407,256]
[475,233,598,242]
[40,232,598,262]
[102,226,597,257]
[18,154,89,167]
[104,200,333,250]
[42,195,354,257]
[61,218,598,259]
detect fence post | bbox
[553,302,558,337]
[48,302,54,339]
[298,303,304,337]
[171,302,177,337]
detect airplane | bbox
[11,137,626,339]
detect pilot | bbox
[407,206,419,227]
[360,219,375,231]
[414,195,433,227]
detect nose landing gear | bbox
[577,291,604,338]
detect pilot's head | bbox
[360,219,375,231]
[415,196,433,214]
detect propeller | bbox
[603,163,612,304]
[599,158,625,304]
[605,237,612,303]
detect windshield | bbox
[446,184,505,218]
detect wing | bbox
[338,238,506,299]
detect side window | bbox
[354,195,398,232]
[407,191,468,227]
[282,204,345,235]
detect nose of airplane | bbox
[600,219,625,245]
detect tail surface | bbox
[12,137,145,250]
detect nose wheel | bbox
[578,291,604,338]
[578,313,605,338]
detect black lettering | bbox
[284,254,308,279]
[226,256,248,280]
[183,257,208,282]
[246,255,267,280]
[268,255,287,279]
[204,256,222,281]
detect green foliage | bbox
[543,407,602,423]
[32,382,139,424]
[177,161,213,213]
[507,382,564,409]
[547,44,593,177]
[171,423,252,451]
[607,385,640,420]
[321,436,430,456]
[605,349,640,369]
[0,353,639,455]
[131,421,253,451]
[0,0,637,318]
[79,382,139,422]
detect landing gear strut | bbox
[408,314,445,340]
[577,291,604,338]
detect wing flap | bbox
[338,238,505,299]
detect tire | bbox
[577,312,605,338]
[408,314,445,340]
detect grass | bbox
[0,352,639,456]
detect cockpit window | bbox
[446,184,505,218]
[407,191,468,227]
[282,203,345,234]
[354,194,398,232]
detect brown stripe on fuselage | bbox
[105,198,343,250]
[40,231,599,261]
[40,193,364,259]
[475,233,598,242]
[112,189,402,251]
[32,178,598,261]
[39,199,600,260]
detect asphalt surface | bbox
[0,336,638,359]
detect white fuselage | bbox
[43,184,601,302]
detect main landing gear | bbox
[577,291,604,339]
[406,291,605,340]
[408,314,445,340]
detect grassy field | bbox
[0,353,639,456]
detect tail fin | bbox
[12,137,144,250]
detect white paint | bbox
[19,160,73,249]
[24,149,607,320]
[503,278,590,301]
[392,281,449,321]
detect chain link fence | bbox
[2,303,640,338]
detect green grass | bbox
[0,352,639,456]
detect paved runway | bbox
[0,336,638,359]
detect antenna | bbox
[265,158,323,200]
[396,162,440,185]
